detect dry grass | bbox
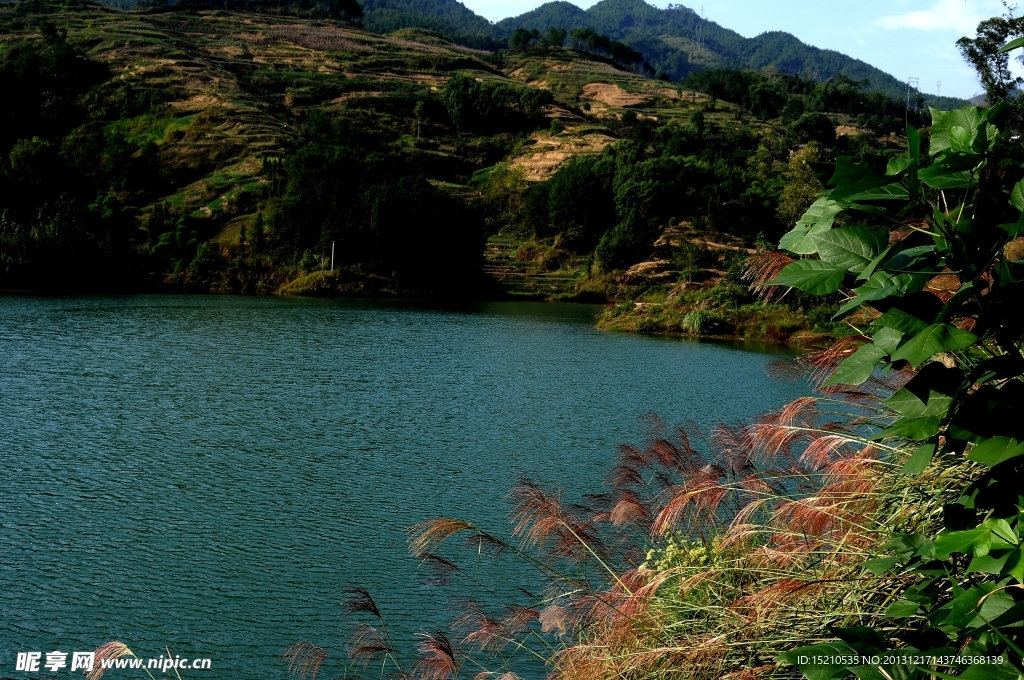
[387,354,974,680]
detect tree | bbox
[780,96,805,124]
[748,81,786,119]
[541,27,566,49]
[775,143,822,226]
[788,111,835,146]
[509,27,540,52]
[329,0,362,21]
[958,16,1024,104]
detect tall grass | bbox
[284,347,981,679]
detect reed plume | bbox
[287,344,980,680]
[86,642,134,680]
[281,643,327,680]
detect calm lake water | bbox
[0,296,807,679]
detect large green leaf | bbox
[951,125,976,153]
[934,527,991,560]
[769,260,846,295]
[778,198,843,255]
[885,245,937,271]
[919,153,980,191]
[930,107,985,155]
[857,244,894,282]
[844,183,910,201]
[968,437,1024,467]
[885,600,922,618]
[1012,179,1024,213]
[826,343,888,386]
[872,327,904,354]
[890,324,978,369]
[887,158,910,176]
[921,169,974,190]
[920,153,978,189]
[955,587,1015,630]
[834,282,900,318]
[812,227,888,272]
[827,157,894,202]
[967,548,1014,575]
[862,556,901,574]
[872,308,931,335]
[877,415,941,441]
[999,35,1024,52]
[883,388,953,418]
[901,442,936,474]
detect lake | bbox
[0,295,807,679]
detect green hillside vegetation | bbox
[360,0,498,49]
[496,0,965,107]
[0,0,957,344]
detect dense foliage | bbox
[766,99,1024,678]
[264,110,483,286]
[441,74,553,133]
[685,69,924,137]
[361,0,499,50]
[512,114,786,269]
[89,0,966,104]
[0,26,146,288]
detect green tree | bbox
[541,27,566,48]
[789,111,836,145]
[957,16,1024,106]
[776,143,822,226]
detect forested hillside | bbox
[0,0,973,343]
[360,0,497,48]
[498,0,962,106]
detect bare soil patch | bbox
[510,131,616,181]
[581,82,648,107]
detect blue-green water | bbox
[0,296,806,679]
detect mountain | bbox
[360,0,498,47]
[365,0,965,107]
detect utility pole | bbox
[331,240,335,272]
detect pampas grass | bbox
[284,350,981,680]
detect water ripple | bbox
[0,296,806,679]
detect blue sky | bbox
[460,0,1021,99]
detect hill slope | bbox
[361,0,498,47]
[366,0,964,107]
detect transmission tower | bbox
[907,77,920,109]
[937,81,941,98]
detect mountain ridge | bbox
[361,0,965,107]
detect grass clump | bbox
[281,357,971,679]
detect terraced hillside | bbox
[0,4,497,246]
[0,0,925,342]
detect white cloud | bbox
[876,0,1000,31]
